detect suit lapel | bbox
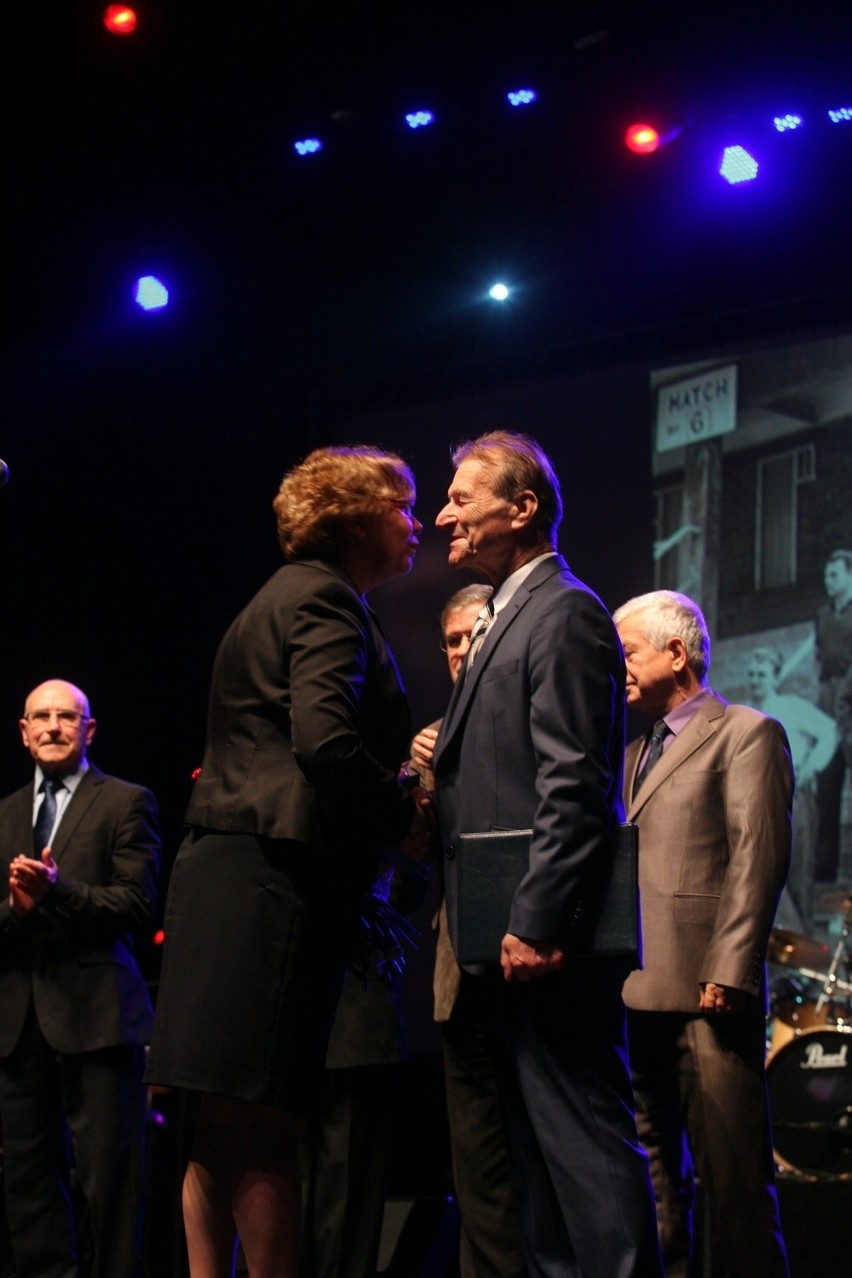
[434,556,565,769]
[10,787,34,854]
[51,769,102,860]
[626,696,727,818]
[366,604,406,694]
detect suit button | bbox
[445,845,456,861]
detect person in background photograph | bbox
[814,549,852,884]
[746,645,838,931]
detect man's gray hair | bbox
[613,590,711,681]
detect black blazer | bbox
[0,766,160,1055]
[186,559,415,878]
[434,554,626,952]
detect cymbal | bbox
[818,888,852,915]
[767,928,831,971]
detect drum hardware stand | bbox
[814,910,851,1017]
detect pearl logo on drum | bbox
[799,1041,849,1069]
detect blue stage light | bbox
[294,138,323,155]
[828,106,852,124]
[773,114,803,132]
[405,111,434,129]
[488,283,510,301]
[719,146,759,184]
[507,89,537,107]
[134,276,169,311]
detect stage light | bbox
[103,5,138,35]
[773,114,803,132]
[405,111,434,129]
[488,283,510,301]
[134,276,169,311]
[624,123,661,155]
[828,106,852,124]
[507,89,537,107]
[294,137,323,155]
[719,145,759,184]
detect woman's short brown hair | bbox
[273,445,415,560]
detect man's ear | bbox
[668,636,689,672]
[510,488,539,529]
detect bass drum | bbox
[768,997,847,1054]
[767,1026,852,1179]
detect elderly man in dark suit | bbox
[0,679,159,1278]
[614,590,792,1278]
[431,431,661,1278]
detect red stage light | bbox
[624,122,660,154]
[103,5,138,35]
[153,929,165,946]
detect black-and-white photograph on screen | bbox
[651,333,852,1179]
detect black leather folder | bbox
[451,823,640,966]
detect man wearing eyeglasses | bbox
[0,679,159,1278]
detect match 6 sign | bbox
[655,363,737,453]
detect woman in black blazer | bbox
[146,446,433,1277]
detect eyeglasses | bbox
[25,710,89,726]
[440,633,472,653]
[386,499,416,519]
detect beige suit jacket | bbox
[623,694,793,1012]
[406,718,463,1023]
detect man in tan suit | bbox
[409,582,523,1278]
[613,590,792,1278]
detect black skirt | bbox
[145,829,350,1113]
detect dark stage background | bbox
[2,0,851,1066]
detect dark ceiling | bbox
[8,0,852,409]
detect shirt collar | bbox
[662,686,715,737]
[491,551,557,615]
[34,759,89,796]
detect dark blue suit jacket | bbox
[433,554,626,952]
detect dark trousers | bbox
[300,1064,398,1278]
[0,1000,147,1278]
[628,1009,789,1278]
[489,962,662,1278]
[443,971,523,1278]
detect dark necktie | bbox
[33,777,61,854]
[632,720,671,797]
[466,600,495,670]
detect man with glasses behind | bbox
[0,679,159,1278]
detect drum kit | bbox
[766,890,852,1180]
